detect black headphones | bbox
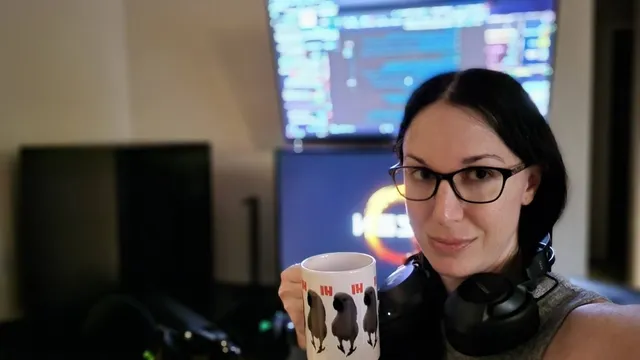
[378,234,555,357]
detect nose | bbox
[431,180,464,223]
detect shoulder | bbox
[544,302,640,359]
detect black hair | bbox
[394,68,568,263]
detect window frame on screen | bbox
[262,0,560,145]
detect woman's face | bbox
[402,101,540,280]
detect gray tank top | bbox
[445,272,608,360]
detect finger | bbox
[285,311,305,336]
[279,276,304,294]
[297,331,306,349]
[278,283,303,300]
[292,315,306,342]
[281,264,302,283]
[284,284,304,298]
[296,332,306,349]
[284,302,306,349]
[284,302,305,324]
[294,320,306,336]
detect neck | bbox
[440,241,521,293]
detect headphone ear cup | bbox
[443,273,540,356]
[378,258,448,359]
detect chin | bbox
[422,243,482,280]
[428,256,479,279]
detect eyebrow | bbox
[404,153,505,166]
[461,154,505,164]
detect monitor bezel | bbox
[273,145,398,274]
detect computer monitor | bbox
[266,0,557,142]
[276,148,418,280]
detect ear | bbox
[522,165,541,206]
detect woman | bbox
[278,68,640,359]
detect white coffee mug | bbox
[301,252,379,360]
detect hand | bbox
[278,264,306,349]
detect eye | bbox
[465,168,496,181]
[409,168,434,181]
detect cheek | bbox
[465,203,511,234]
[405,200,430,232]
[473,188,523,238]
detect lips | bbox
[430,237,475,245]
[429,236,475,254]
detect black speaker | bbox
[16,143,214,320]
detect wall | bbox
[0,0,131,321]
[546,0,595,277]
[0,0,596,321]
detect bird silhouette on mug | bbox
[306,290,327,354]
[332,292,359,356]
[363,286,378,348]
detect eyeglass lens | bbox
[394,167,505,202]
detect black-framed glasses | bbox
[388,163,527,204]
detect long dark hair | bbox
[395,68,568,263]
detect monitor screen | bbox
[277,148,418,280]
[267,0,557,142]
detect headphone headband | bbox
[522,233,554,290]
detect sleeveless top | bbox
[444,272,608,360]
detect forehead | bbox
[402,101,517,169]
